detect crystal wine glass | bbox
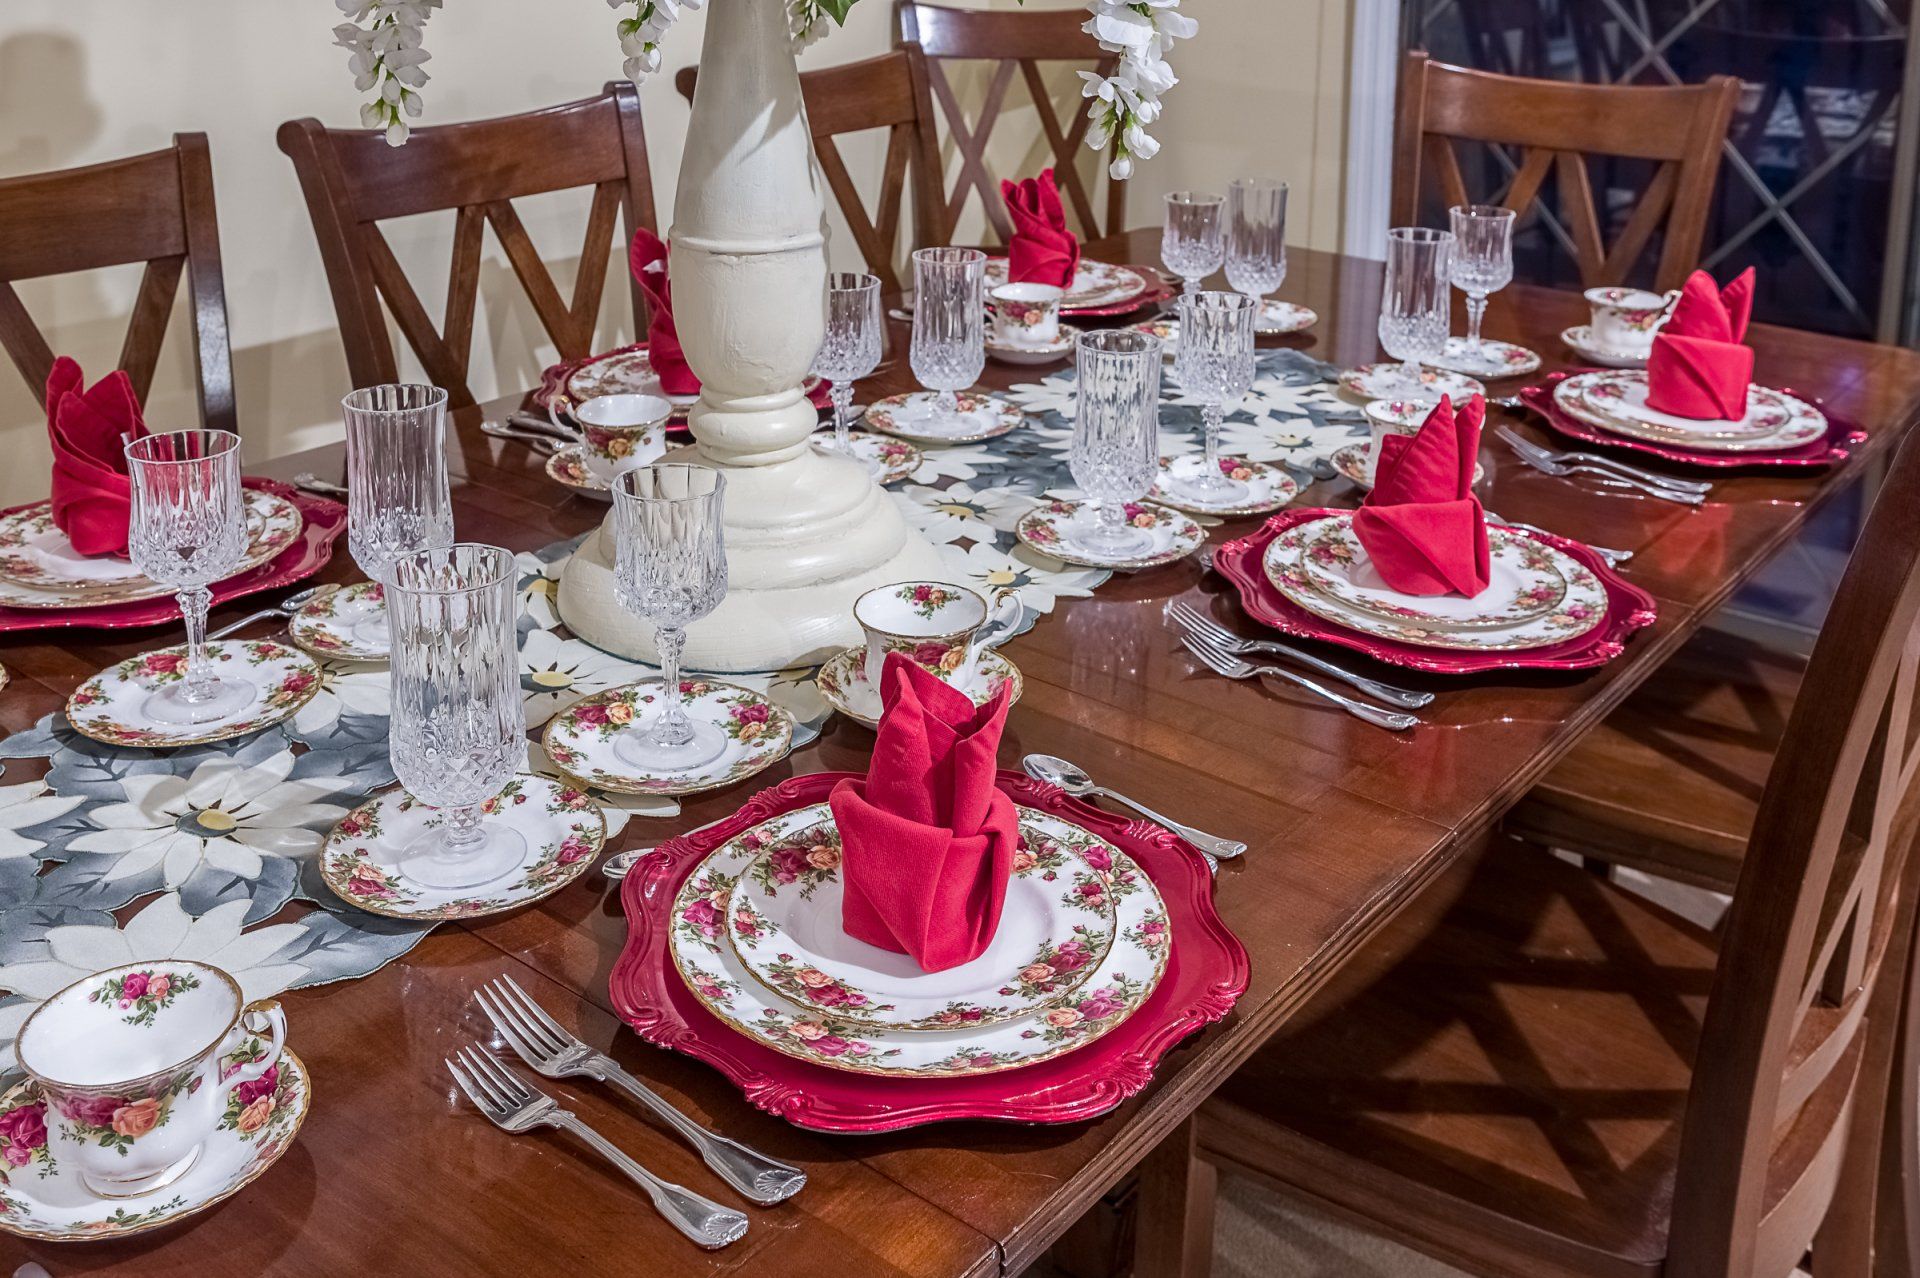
[343,383,455,643]
[1225,179,1288,323]
[1378,227,1454,399]
[385,543,527,890]
[1162,192,1225,296]
[611,463,729,771]
[1449,204,1517,370]
[1173,292,1258,505]
[909,247,986,437]
[814,272,884,465]
[1070,329,1163,558]
[125,429,251,725]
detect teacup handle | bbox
[221,998,287,1086]
[968,590,1024,663]
[1657,289,1681,317]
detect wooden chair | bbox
[894,1,1126,244]
[1134,427,1920,1277]
[0,135,235,432]
[674,47,943,295]
[277,84,658,410]
[1393,51,1740,293]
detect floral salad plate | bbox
[1328,443,1484,492]
[984,258,1151,313]
[812,429,921,485]
[864,392,1025,444]
[1430,336,1541,380]
[0,489,302,602]
[1337,364,1486,403]
[0,1051,311,1242]
[1552,370,1829,452]
[1266,516,1608,652]
[320,775,607,920]
[723,813,1121,1032]
[815,645,1023,729]
[668,801,1168,1078]
[1015,499,1204,570]
[1300,519,1568,631]
[66,640,323,749]
[543,679,795,797]
[1254,300,1318,334]
[1149,455,1299,517]
[288,582,388,661]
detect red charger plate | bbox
[1213,507,1658,675]
[0,479,346,634]
[610,770,1249,1133]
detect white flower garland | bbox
[332,0,1188,176]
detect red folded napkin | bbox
[628,228,700,397]
[828,653,1019,973]
[1351,393,1490,598]
[44,358,151,557]
[1000,170,1081,289]
[1645,268,1756,421]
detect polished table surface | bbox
[7,233,1920,1277]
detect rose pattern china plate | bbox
[1337,364,1487,403]
[1299,518,1569,631]
[542,679,795,796]
[863,392,1026,444]
[545,444,614,501]
[668,801,1167,1077]
[722,810,1122,1032]
[1552,370,1828,451]
[0,1050,311,1242]
[812,429,922,485]
[1518,374,1864,471]
[815,646,1023,729]
[65,641,323,749]
[984,258,1150,313]
[1430,336,1542,380]
[1015,500,1205,570]
[1149,455,1299,517]
[1254,300,1318,334]
[1328,442,1484,492]
[288,582,389,661]
[1561,325,1649,369]
[319,775,607,920]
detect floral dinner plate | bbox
[815,646,1023,729]
[66,641,322,749]
[724,812,1120,1031]
[542,679,795,797]
[1300,518,1568,631]
[1552,370,1828,452]
[669,801,1168,1077]
[984,258,1150,313]
[864,392,1025,444]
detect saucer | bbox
[812,429,922,485]
[815,646,1024,729]
[1430,336,1541,379]
[319,775,607,919]
[288,582,389,661]
[0,1051,310,1242]
[864,392,1025,444]
[542,679,796,796]
[1149,455,1299,517]
[66,640,322,748]
[1561,325,1650,369]
[545,445,614,501]
[1255,300,1318,334]
[1337,364,1486,403]
[1329,442,1484,491]
[1015,499,1205,570]
[986,324,1080,367]
[1129,317,1181,358]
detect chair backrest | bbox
[1392,51,1739,293]
[894,1,1124,244]
[0,135,235,432]
[1668,429,1920,1274]
[675,47,942,295]
[277,84,657,410]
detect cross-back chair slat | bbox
[895,1,1125,243]
[0,134,236,432]
[1393,51,1741,293]
[277,84,658,410]
[674,47,944,296]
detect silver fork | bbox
[446,1045,750,1249]
[208,585,332,640]
[1180,633,1419,731]
[1500,434,1705,505]
[1165,601,1434,709]
[476,976,805,1205]
[1494,425,1711,495]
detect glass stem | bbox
[933,389,960,420]
[1400,357,1425,392]
[831,382,855,453]
[441,804,485,852]
[177,585,217,704]
[1466,293,1488,351]
[654,625,692,746]
[1202,402,1225,475]
[1097,499,1127,541]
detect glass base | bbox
[1172,473,1251,506]
[614,719,728,772]
[1069,520,1155,559]
[142,676,257,726]
[398,822,529,891]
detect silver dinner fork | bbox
[1500,432,1705,505]
[1180,633,1419,731]
[475,976,805,1205]
[1495,425,1712,495]
[446,1045,750,1250]
[1165,601,1434,709]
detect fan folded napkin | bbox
[829,653,1019,973]
[1645,268,1756,421]
[1000,169,1081,290]
[1351,393,1490,598]
[44,357,152,557]
[628,228,700,397]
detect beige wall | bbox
[0,0,1348,507]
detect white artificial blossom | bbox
[611,0,706,85]
[333,0,440,147]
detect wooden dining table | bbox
[7,229,1920,1278]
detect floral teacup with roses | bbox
[852,580,1021,713]
[989,282,1066,349]
[575,393,672,482]
[1583,285,1680,356]
[14,959,286,1198]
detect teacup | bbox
[853,580,1021,706]
[990,283,1066,349]
[1362,397,1434,481]
[15,960,286,1198]
[574,393,673,482]
[1583,286,1679,355]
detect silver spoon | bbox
[1021,753,1246,861]
[208,586,331,640]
